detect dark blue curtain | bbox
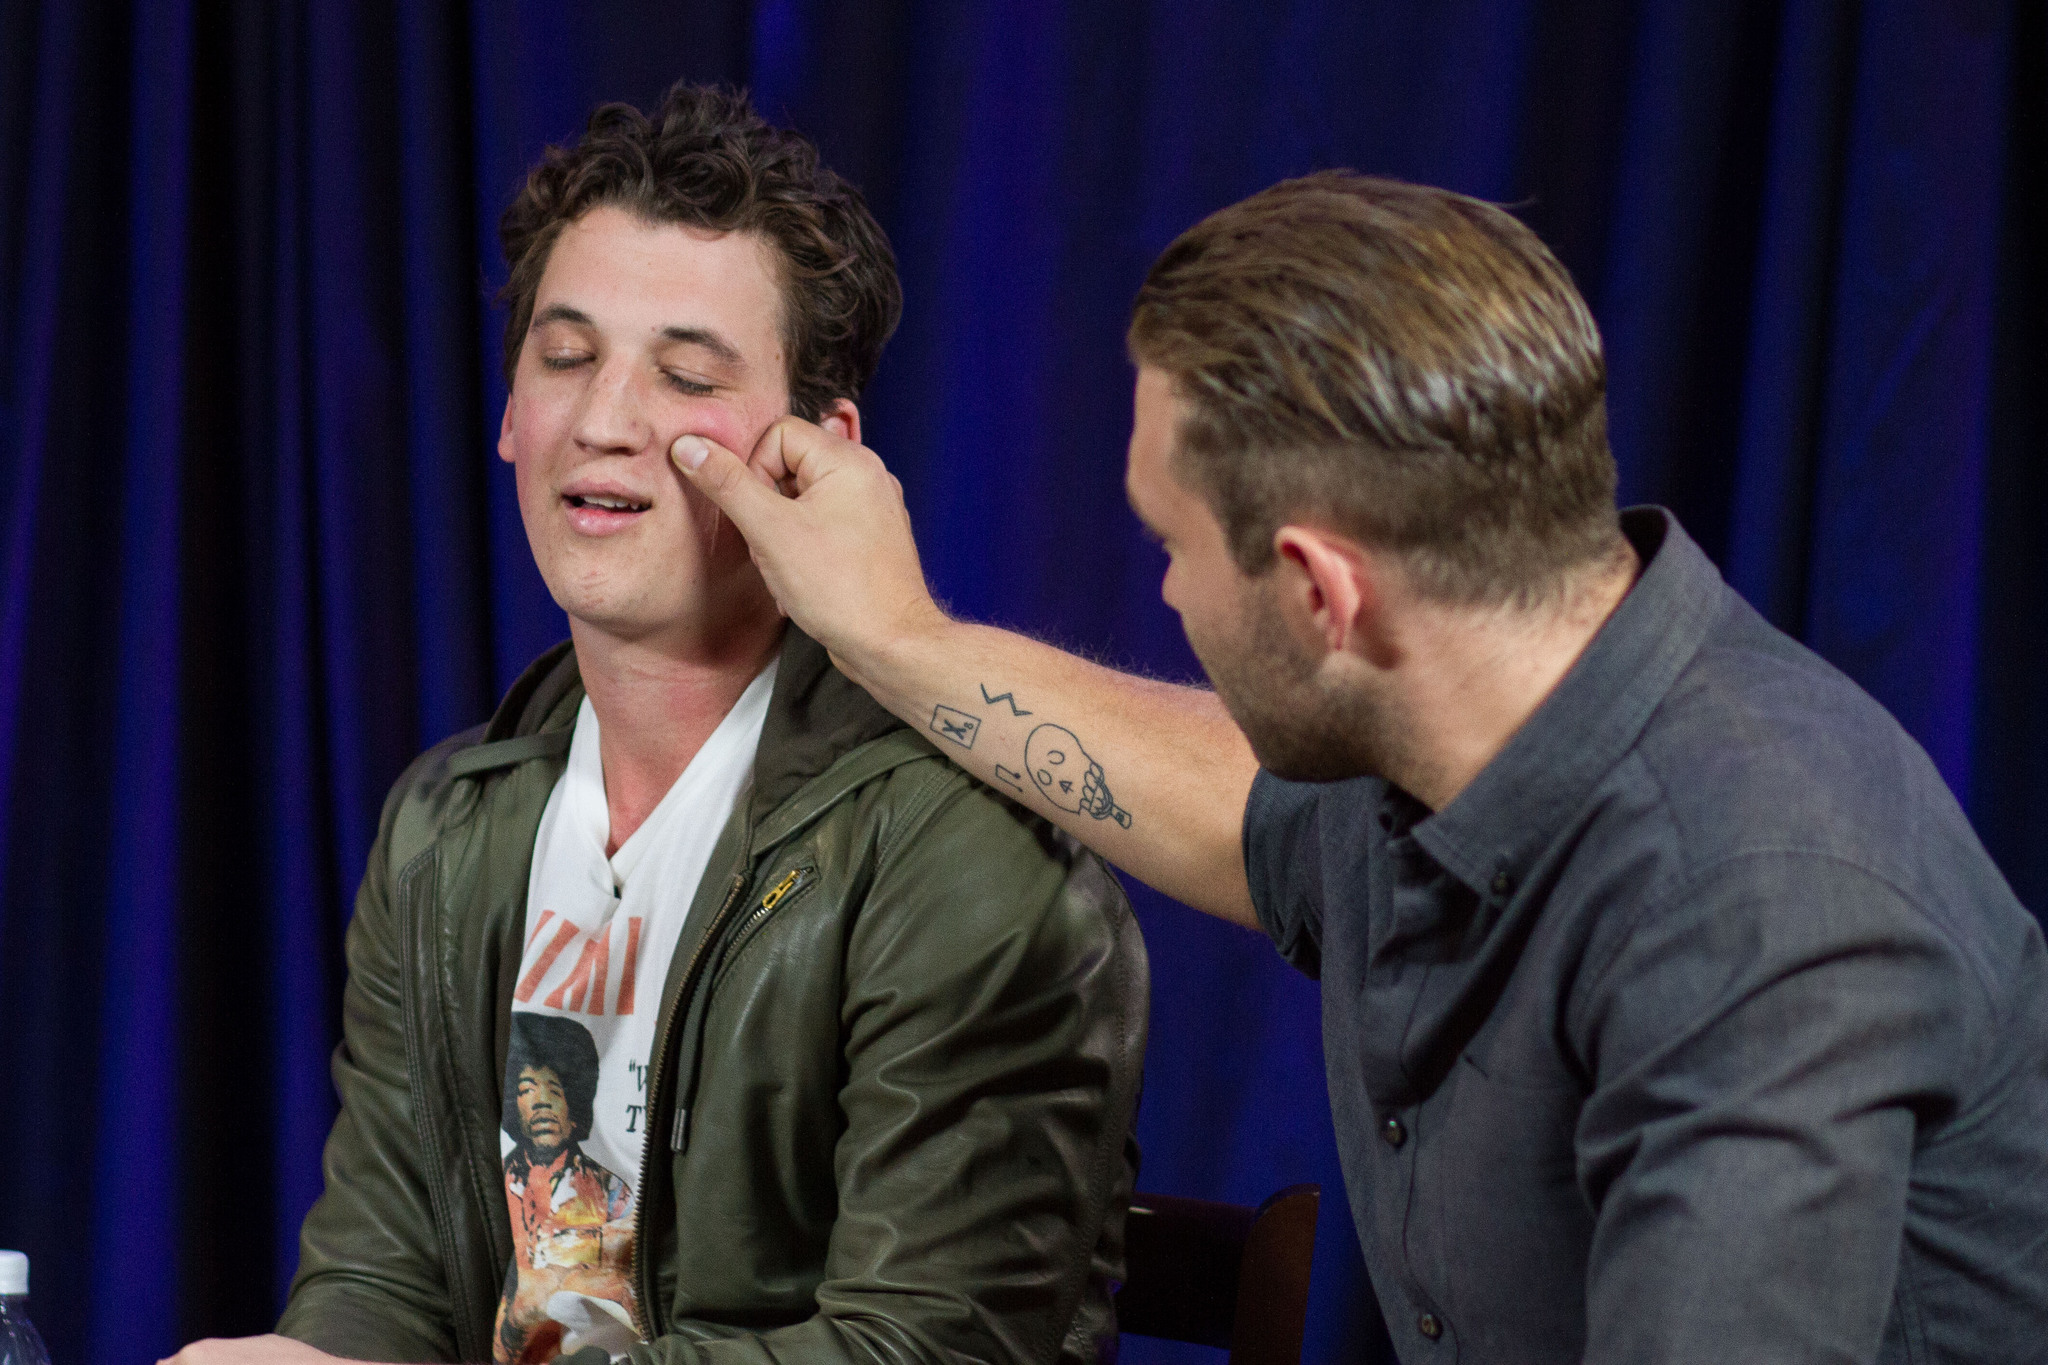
[2,3,2042,1362]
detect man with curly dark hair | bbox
[164,84,1145,1365]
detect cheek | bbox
[1158,553,1188,612]
[504,389,573,467]
[1179,603,1224,662]
[1160,552,1220,623]
[1169,562,1248,657]
[667,394,784,458]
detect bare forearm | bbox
[669,421,1261,925]
[837,618,1260,927]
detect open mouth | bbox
[566,493,651,513]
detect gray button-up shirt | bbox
[1247,509,2048,1363]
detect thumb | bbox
[672,433,785,538]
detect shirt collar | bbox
[1410,508,1729,899]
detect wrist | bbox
[832,594,954,706]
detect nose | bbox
[571,355,652,454]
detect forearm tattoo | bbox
[957,684,1134,829]
[979,684,1032,716]
[929,704,980,749]
[1024,722,1133,827]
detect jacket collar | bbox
[745,625,908,826]
[481,638,580,745]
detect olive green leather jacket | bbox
[277,630,1148,1364]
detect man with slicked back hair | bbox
[671,171,2048,1363]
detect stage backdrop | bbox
[2,3,2042,1362]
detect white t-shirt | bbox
[492,662,775,1363]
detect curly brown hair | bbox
[497,84,902,422]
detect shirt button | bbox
[1490,870,1513,896]
[1381,1116,1406,1148]
[1418,1312,1443,1340]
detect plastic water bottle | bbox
[0,1253,50,1365]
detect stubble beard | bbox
[1194,580,1414,786]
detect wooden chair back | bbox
[1114,1183,1320,1365]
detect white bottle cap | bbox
[0,1251,25,1295]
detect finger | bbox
[743,417,804,486]
[671,434,787,540]
[754,416,874,494]
[677,432,782,498]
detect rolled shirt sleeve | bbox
[1245,768,1365,979]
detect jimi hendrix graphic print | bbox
[495,1012,637,1363]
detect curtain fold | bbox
[94,3,197,1354]
[1,4,2040,1362]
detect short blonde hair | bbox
[1128,172,1623,606]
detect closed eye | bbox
[664,371,716,397]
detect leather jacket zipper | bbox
[708,863,815,995]
[625,854,816,1336]
[629,865,750,1339]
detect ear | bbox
[497,392,516,464]
[1273,525,1392,667]
[817,397,861,446]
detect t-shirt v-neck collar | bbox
[559,661,780,893]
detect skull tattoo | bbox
[1024,724,1132,828]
